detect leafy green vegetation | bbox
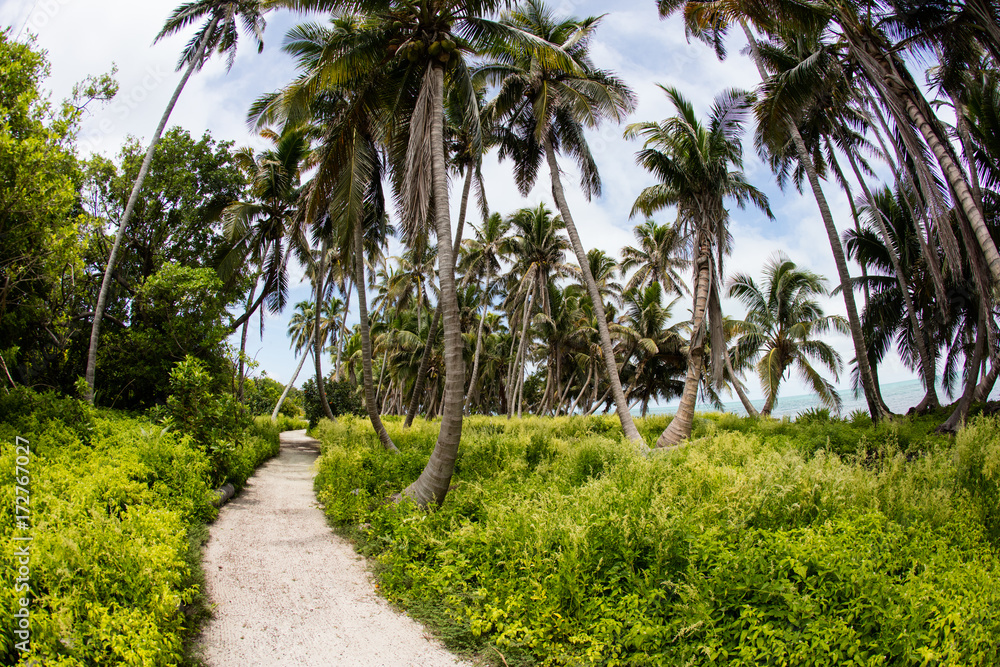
[0,387,281,664]
[314,414,1000,666]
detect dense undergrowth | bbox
[0,388,282,665]
[314,412,1000,666]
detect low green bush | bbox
[0,387,280,665]
[314,414,1000,666]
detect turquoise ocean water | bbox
[639,378,1000,419]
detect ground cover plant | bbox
[314,413,1000,666]
[0,387,281,665]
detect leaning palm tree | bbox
[728,254,847,416]
[480,0,643,444]
[271,299,320,420]
[85,0,267,402]
[628,86,771,448]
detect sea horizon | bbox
[633,378,1000,419]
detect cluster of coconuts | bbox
[388,28,457,63]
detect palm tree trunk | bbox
[334,282,351,381]
[569,365,593,416]
[844,150,939,410]
[271,349,310,422]
[975,360,998,403]
[586,386,612,416]
[509,283,535,418]
[84,17,219,403]
[724,352,759,417]
[464,268,492,414]
[403,64,465,506]
[899,94,1000,285]
[658,236,711,447]
[543,134,645,446]
[938,312,987,433]
[376,347,388,410]
[355,217,397,452]
[404,166,474,427]
[788,126,890,421]
[314,244,335,421]
[238,279,258,403]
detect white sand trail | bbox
[197,429,472,667]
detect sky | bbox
[2,0,928,404]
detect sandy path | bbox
[197,430,472,667]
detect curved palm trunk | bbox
[464,267,492,414]
[844,150,939,410]
[334,282,351,381]
[313,245,335,422]
[84,17,219,403]
[658,236,711,448]
[725,352,759,417]
[938,312,987,433]
[238,279,258,402]
[544,135,645,446]
[271,349,310,422]
[508,283,536,418]
[404,166,474,427]
[788,126,890,421]
[403,64,464,506]
[900,95,1000,286]
[975,360,998,403]
[569,365,593,416]
[355,219,397,452]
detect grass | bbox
[314,411,1000,667]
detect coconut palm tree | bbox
[480,0,644,444]
[271,299,328,420]
[617,282,686,417]
[85,0,267,402]
[727,254,847,416]
[628,86,771,447]
[266,0,576,505]
[459,212,512,412]
[620,218,690,296]
[504,203,574,417]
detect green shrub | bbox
[0,387,278,664]
[313,414,1000,666]
[302,378,364,428]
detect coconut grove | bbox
[1,0,1000,664]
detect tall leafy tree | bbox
[628,86,771,447]
[85,0,267,402]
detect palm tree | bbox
[266,0,576,505]
[459,211,511,413]
[272,299,319,420]
[727,254,847,416]
[746,30,894,420]
[628,86,771,447]
[85,0,267,402]
[674,0,1000,286]
[617,283,686,417]
[221,125,311,396]
[481,0,644,444]
[620,218,690,296]
[504,204,573,417]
